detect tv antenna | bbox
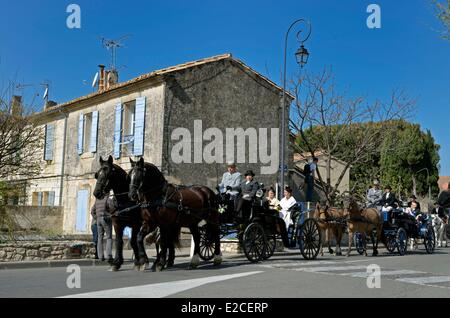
[101,34,131,71]
[40,82,50,104]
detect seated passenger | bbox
[266,187,281,213]
[279,186,297,231]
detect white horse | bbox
[431,215,448,248]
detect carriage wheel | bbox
[262,234,277,260]
[298,219,321,260]
[198,225,215,261]
[354,232,366,255]
[396,228,408,256]
[424,225,436,254]
[243,223,266,263]
[386,235,397,253]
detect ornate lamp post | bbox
[280,19,311,197]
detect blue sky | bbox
[1,0,449,174]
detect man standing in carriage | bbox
[367,180,383,209]
[219,162,242,199]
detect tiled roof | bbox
[37,53,294,116]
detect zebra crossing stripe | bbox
[266,261,338,268]
[342,270,425,278]
[295,265,369,272]
[396,276,450,285]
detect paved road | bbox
[1,246,450,298]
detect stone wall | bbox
[4,206,64,233]
[0,241,95,262]
[162,59,286,189]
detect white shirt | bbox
[279,196,297,214]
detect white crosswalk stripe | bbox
[396,276,450,285]
[257,259,450,289]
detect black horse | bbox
[128,157,222,271]
[93,155,149,271]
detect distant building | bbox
[438,176,450,190]
[291,151,350,201]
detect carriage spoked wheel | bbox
[354,232,366,255]
[396,228,408,256]
[243,223,266,263]
[424,225,436,254]
[198,224,215,261]
[298,218,321,260]
[262,234,277,260]
[386,235,397,253]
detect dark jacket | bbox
[431,206,447,219]
[239,180,259,201]
[91,197,115,219]
[381,192,398,207]
[437,190,450,209]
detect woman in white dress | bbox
[279,186,297,230]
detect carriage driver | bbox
[367,180,383,208]
[380,185,399,213]
[219,162,242,199]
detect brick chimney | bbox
[98,64,106,91]
[10,95,22,117]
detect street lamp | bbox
[416,167,431,201]
[280,18,312,198]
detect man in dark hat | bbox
[236,170,259,221]
[380,185,398,209]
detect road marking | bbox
[296,265,370,272]
[260,261,339,268]
[396,276,450,285]
[342,270,425,278]
[59,271,263,298]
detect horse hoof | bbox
[155,265,164,272]
[109,266,120,272]
[133,265,140,271]
[189,263,198,270]
[139,264,146,272]
[213,255,223,266]
[167,262,174,268]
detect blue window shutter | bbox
[77,114,85,155]
[89,111,99,153]
[133,97,146,156]
[37,192,43,207]
[44,124,54,161]
[113,103,122,159]
[76,190,88,232]
[48,191,55,206]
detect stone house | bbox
[292,151,350,201]
[26,53,293,234]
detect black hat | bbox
[244,170,255,177]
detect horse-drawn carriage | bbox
[198,185,322,263]
[381,205,436,255]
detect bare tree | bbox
[433,0,450,39]
[0,86,43,221]
[290,68,415,204]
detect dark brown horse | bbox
[93,156,148,271]
[128,157,222,271]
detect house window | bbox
[121,101,136,156]
[31,191,55,206]
[78,111,98,155]
[113,97,146,159]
